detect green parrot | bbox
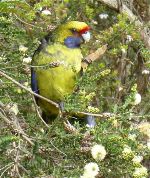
[31,21,95,127]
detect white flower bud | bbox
[133,166,148,178]
[118,86,123,91]
[132,155,143,164]
[142,70,150,75]
[83,162,99,177]
[23,57,32,64]
[128,133,136,141]
[126,35,133,42]
[19,45,28,53]
[147,140,150,149]
[41,10,51,15]
[99,13,108,19]
[132,93,141,105]
[122,145,133,159]
[91,144,107,161]
[121,48,126,54]
[91,20,98,24]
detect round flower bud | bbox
[99,13,109,19]
[41,10,51,15]
[23,57,32,64]
[19,45,28,53]
[132,93,141,105]
[91,144,107,161]
[133,166,148,178]
[122,145,133,159]
[83,162,99,177]
[132,155,143,164]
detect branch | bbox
[77,111,115,118]
[98,0,150,49]
[82,44,108,70]
[0,70,59,108]
[0,101,34,146]
[14,14,43,29]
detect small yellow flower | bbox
[83,162,99,177]
[112,119,118,128]
[133,166,148,178]
[122,145,133,159]
[23,81,29,87]
[91,144,107,161]
[100,69,111,77]
[16,88,22,94]
[87,106,99,113]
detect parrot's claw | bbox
[59,102,65,112]
[85,115,96,128]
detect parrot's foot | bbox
[85,115,96,128]
[59,102,65,112]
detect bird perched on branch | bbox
[31,21,95,127]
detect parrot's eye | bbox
[71,28,77,33]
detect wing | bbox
[33,32,53,56]
[31,67,39,103]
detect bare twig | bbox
[77,111,115,118]
[82,44,107,70]
[32,96,49,128]
[31,61,64,69]
[0,70,59,108]
[0,164,14,178]
[12,141,22,178]
[14,14,43,29]
[0,101,34,146]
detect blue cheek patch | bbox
[64,36,82,48]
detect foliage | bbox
[0,0,150,178]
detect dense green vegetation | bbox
[0,0,150,177]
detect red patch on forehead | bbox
[79,26,90,34]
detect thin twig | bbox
[14,14,43,29]
[32,96,49,128]
[0,70,59,108]
[0,102,34,146]
[77,111,115,118]
[49,141,67,157]
[0,164,14,178]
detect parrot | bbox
[31,21,96,127]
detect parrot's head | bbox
[54,21,91,48]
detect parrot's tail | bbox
[42,112,58,124]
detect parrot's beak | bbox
[81,31,91,42]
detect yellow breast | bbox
[32,43,82,114]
